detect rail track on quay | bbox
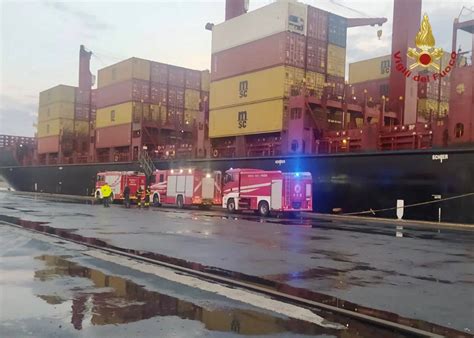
[2,216,470,338]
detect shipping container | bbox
[211,0,308,54]
[326,75,345,97]
[201,70,210,91]
[166,107,184,125]
[327,44,346,78]
[307,6,328,41]
[168,86,185,108]
[150,62,168,83]
[184,89,200,110]
[328,13,347,48]
[96,102,136,128]
[38,102,75,122]
[168,66,185,87]
[98,58,150,88]
[95,124,132,149]
[417,99,449,120]
[150,82,168,105]
[39,85,76,107]
[74,120,90,135]
[350,78,390,103]
[209,99,285,138]
[37,118,74,138]
[211,31,306,81]
[349,55,391,84]
[37,135,60,154]
[184,110,198,125]
[150,104,167,124]
[74,103,90,120]
[185,69,201,90]
[305,71,326,97]
[306,37,327,73]
[210,66,304,110]
[96,78,150,109]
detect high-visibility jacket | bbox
[101,184,112,198]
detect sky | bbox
[1,0,472,136]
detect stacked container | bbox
[37,85,77,155]
[95,57,209,156]
[209,1,346,143]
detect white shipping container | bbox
[212,0,308,54]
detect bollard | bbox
[432,195,442,222]
[396,199,404,220]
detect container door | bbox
[271,180,283,210]
[185,175,193,197]
[167,175,177,197]
[202,177,214,199]
[176,176,185,193]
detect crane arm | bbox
[346,18,387,28]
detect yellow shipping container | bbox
[37,118,74,138]
[418,99,449,119]
[210,66,304,110]
[201,70,210,91]
[327,44,346,78]
[39,85,76,106]
[305,71,325,97]
[184,110,198,125]
[98,58,150,88]
[74,120,90,135]
[349,55,391,84]
[184,89,201,110]
[38,102,75,122]
[209,99,284,138]
[96,102,135,128]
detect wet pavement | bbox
[0,192,473,336]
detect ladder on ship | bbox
[138,151,156,178]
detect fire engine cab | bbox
[150,169,222,208]
[222,168,312,216]
[95,171,146,201]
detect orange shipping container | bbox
[95,124,132,149]
[37,135,60,154]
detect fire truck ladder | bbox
[138,151,156,178]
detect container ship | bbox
[1,0,473,223]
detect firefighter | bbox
[123,185,131,208]
[144,186,151,208]
[101,183,112,208]
[136,186,144,208]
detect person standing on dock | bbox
[101,183,112,208]
[144,187,151,208]
[123,186,131,208]
[136,186,144,208]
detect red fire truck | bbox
[149,169,222,208]
[95,171,146,201]
[222,168,312,216]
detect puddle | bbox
[33,255,334,335]
[0,213,469,337]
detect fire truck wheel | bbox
[258,201,270,217]
[227,198,236,213]
[176,195,184,209]
[153,194,160,207]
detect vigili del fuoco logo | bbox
[393,14,457,82]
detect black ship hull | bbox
[1,148,473,224]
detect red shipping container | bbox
[74,103,90,120]
[307,6,328,41]
[151,62,168,83]
[151,82,168,105]
[185,69,201,90]
[95,124,132,149]
[211,31,306,81]
[306,37,327,73]
[168,86,185,108]
[37,135,59,154]
[96,79,150,108]
[169,66,185,87]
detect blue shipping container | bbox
[328,14,347,48]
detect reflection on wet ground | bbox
[33,255,333,336]
[0,213,469,337]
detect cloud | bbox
[0,94,37,136]
[46,1,111,31]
